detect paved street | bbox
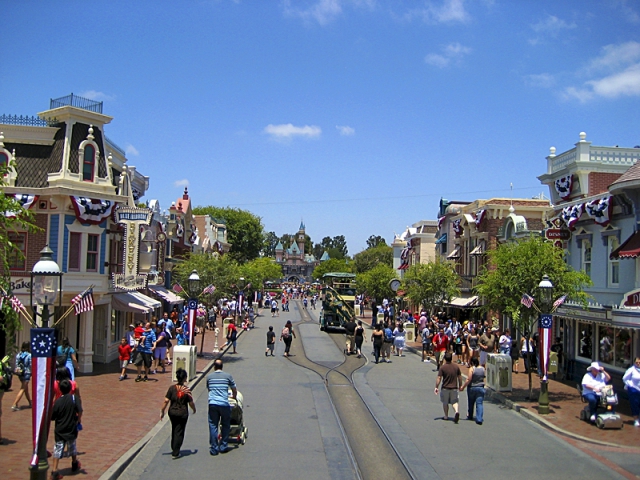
[117,303,632,480]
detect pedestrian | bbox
[622,357,640,427]
[175,327,187,346]
[56,338,79,381]
[371,324,384,364]
[153,324,168,374]
[271,298,278,317]
[478,327,497,367]
[382,322,394,363]
[434,352,463,423]
[161,368,196,458]
[0,354,12,443]
[393,323,406,357]
[50,379,82,480]
[53,366,83,430]
[466,328,479,364]
[11,341,31,411]
[432,327,449,370]
[118,337,131,380]
[280,320,296,357]
[134,322,155,382]
[265,326,276,357]
[521,335,533,373]
[226,322,238,354]
[460,357,486,425]
[354,320,365,358]
[344,317,357,355]
[421,325,431,363]
[510,334,520,374]
[581,362,612,423]
[499,329,512,355]
[206,359,237,455]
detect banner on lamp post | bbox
[538,314,553,381]
[187,299,197,346]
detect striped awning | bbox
[447,246,461,260]
[446,296,479,308]
[610,232,640,259]
[435,233,447,245]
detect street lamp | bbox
[186,270,200,345]
[29,245,63,480]
[537,274,554,415]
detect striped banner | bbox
[538,314,553,381]
[30,328,57,467]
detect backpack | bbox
[282,327,290,339]
[384,328,394,343]
[0,355,13,391]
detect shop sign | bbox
[545,228,571,241]
[623,289,640,307]
[9,277,32,293]
[113,206,152,290]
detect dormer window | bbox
[83,144,96,181]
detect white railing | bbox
[550,149,576,173]
[590,148,640,166]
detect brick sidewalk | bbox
[0,317,247,480]
[358,310,639,448]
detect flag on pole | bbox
[538,314,553,381]
[71,288,94,315]
[521,293,534,309]
[552,295,567,310]
[10,295,23,313]
[30,328,58,467]
[172,284,184,294]
[202,284,216,295]
[187,299,197,345]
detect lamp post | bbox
[29,245,63,480]
[186,270,200,346]
[537,274,554,415]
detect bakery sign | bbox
[623,288,640,307]
[113,206,153,291]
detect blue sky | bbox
[3,0,640,254]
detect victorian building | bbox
[275,222,319,282]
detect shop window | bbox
[577,322,593,360]
[582,240,591,278]
[83,145,95,182]
[108,238,124,276]
[8,232,27,271]
[598,325,632,369]
[608,236,620,287]
[87,234,99,272]
[68,232,81,271]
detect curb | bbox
[98,329,245,480]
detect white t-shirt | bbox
[581,371,608,392]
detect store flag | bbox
[538,314,553,381]
[72,287,94,314]
[521,293,534,309]
[30,328,57,467]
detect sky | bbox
[3,0,640,255]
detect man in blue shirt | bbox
[206,359,237,455]
[134,322,156,382]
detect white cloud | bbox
[78,90,115,102]
[336,125,355,136]
[125,144,139,156]
[174,179,189,188]
[406,0,470,24]
[425,42,471,68]
[531,14,576,33]
[264,123,322,139]
[587,63,640,98]
[587,41,640,72]
[524,73,555,88]
[282,0,374,25]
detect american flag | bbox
[553,295,567,310]
[521,293,534,309]
[538,314,553,381]
[173,284,184,294]
[202,284,216,295]
[10,295,23,313]
[72,288,94,314]
[30,328,58,467]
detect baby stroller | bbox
[220,390,248,445]
[577,384,623,429]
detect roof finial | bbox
[87,124,95,140]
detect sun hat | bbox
[587,361,601,371]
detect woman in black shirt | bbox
[161,368,196,458]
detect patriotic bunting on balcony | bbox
[555,175,573,199]
[4,194,39,218]
[452,219,463,237]
[561,203,583,230]
[474,209,486,228]
[70,196,116,225]
[176,223,184,238]
[585,195,612,226]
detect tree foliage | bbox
[475,235,592,334]
[312,242,325,260]
[263,231,279,257]
[402,261,460,314]
[357,264,396,304]
[366,235,387,249]
[172,252,240,303]
[353,244,393,273]
[239,257,282,292]
[321,235,348,259]
[192,206,265,263]
[312,258,352,279]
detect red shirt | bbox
[433,333,449,352]
[134,326,145,339]
[119,344,132,361]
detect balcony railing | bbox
[50,93,103,114]
[0,114,54,127]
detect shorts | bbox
[154,347,167,360]
[479,350,488,365]
[435,351,446,363]
[267,343,274,353]
[422,344,430,353]
[19,373,31,382]
[120,360,129,369]
[440,388,459,405]
[53,438,77,459]
[134,352,152,368]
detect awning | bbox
[112,291,161,314]
[447,296,479,308]
[148,285,184,305]
[610,232,640,259]
[435,233,447,245]
[470,243,484,256]
[447,246,461,260]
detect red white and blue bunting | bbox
[452,219,463,237]
[398,242,412,270]
[584,196,612,226]
[474,209,486,228]
[4,194,39,218]
[70,196,116,225]
[555,175,573,200]
[561,203,583,230]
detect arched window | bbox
[83,144,95,182]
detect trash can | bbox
[486,353,512,392]
[548,351,559,374]
[404,322,415,342]
[173,345,197,382]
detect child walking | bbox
[118,338,131,380]
[265,326,276,357]
[50,379,82,479]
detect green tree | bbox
[192,206,265,263]
[239,257,283,294]
[402,261,460,314]
[320,235,348,259]
[353,244,393,273]
[0,161,41,347]
[313,243,324,260]
[263,231,279,257]
[312,258,352,279]
[366,235,387,249]
[474,235,592,396]
[357,264,396,304]
[172,252,240,303]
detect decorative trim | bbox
[555,175,573,199]
[585,195,612,226]
[70,196,116,225]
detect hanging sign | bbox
[113,206,152,291]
